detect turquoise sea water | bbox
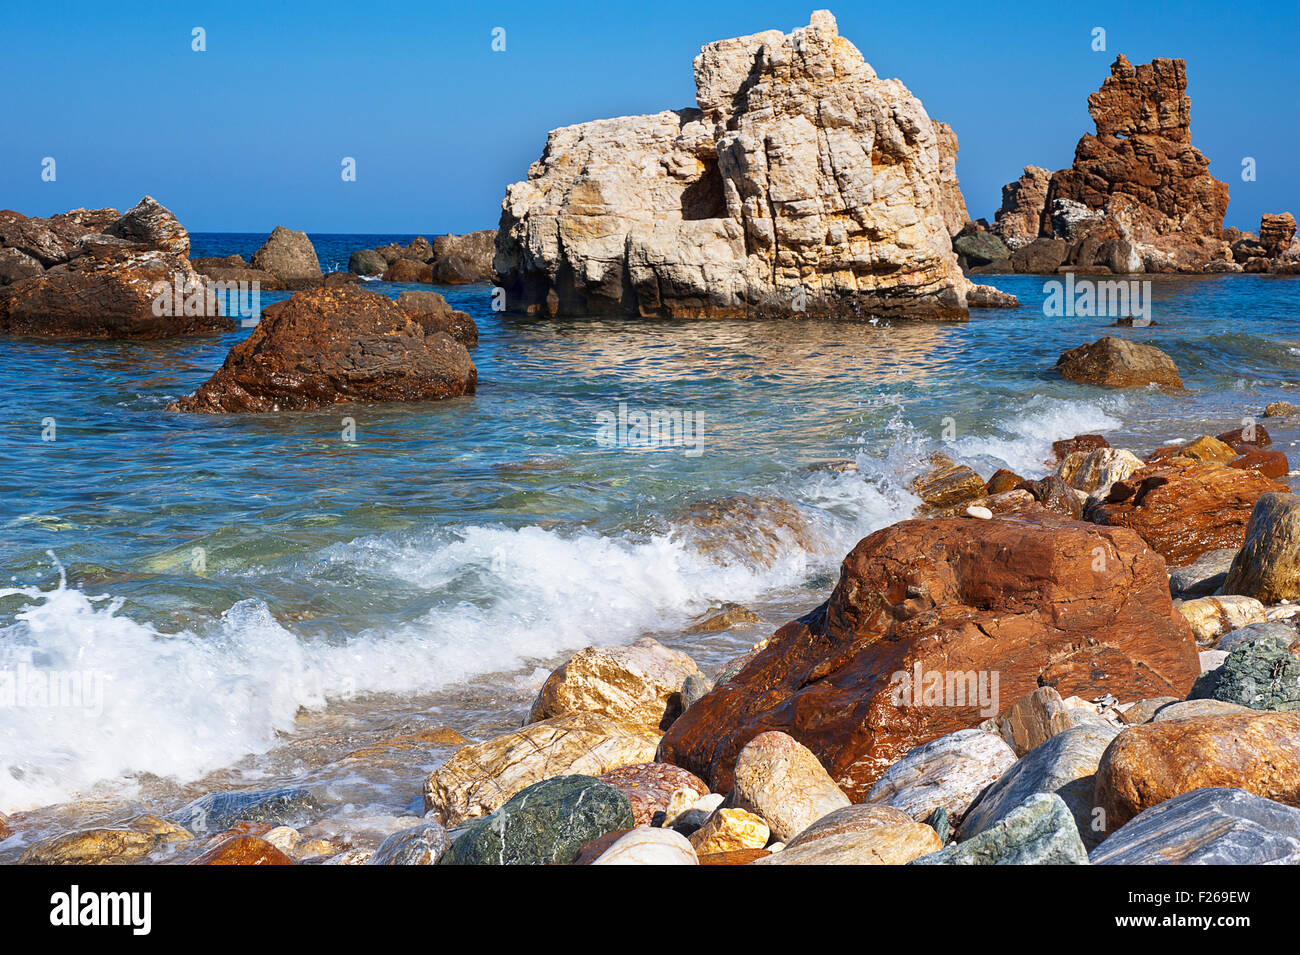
[2,234,1299,822]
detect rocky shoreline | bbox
[7,384,1300,863]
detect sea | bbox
[1,232,1297,855]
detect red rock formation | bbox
[1085,459,1287,566]
[1045,55,1228,248]
[658,513,1199,798]
[170,285,476,413]
[1260,213,1297,257]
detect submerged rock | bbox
[438,775,633,866]
[911,793,1088,865]
[367,823,450,865]
[1091,787,1300,865]
[494,12,967,321]
[191,834,295,865]
[170,285,476,413]
[169,787,319,835]
[21,827,164,865]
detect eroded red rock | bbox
[658,513,1199,798]
[1086,459,1287,565]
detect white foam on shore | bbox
[946,394,1125,477]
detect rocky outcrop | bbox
[250,226,322,289]
[1,244,231,338]
[395,290,478,345]
[169,286,476,413]
[932,122,969,238]
[1259,213,1297,257]
[994,56,1233,273]
[658,513,1200,799]
[993,166,1051,249]
[0,197,236,337]
[1045,56,1228,248]
[105,196,191,255]
[432,230,495,282]
[494,12,968,321]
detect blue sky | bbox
[2,0,1295,233]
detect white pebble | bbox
[965,505,993,520]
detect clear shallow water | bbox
[2,240,1299,838]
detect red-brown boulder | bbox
[658,513,1199,799]
[170,285,476,413]
[1085,459,1287,565]
[1229,450,1289,480]
[0,244,232,338]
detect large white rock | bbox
[495,11,967,321]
